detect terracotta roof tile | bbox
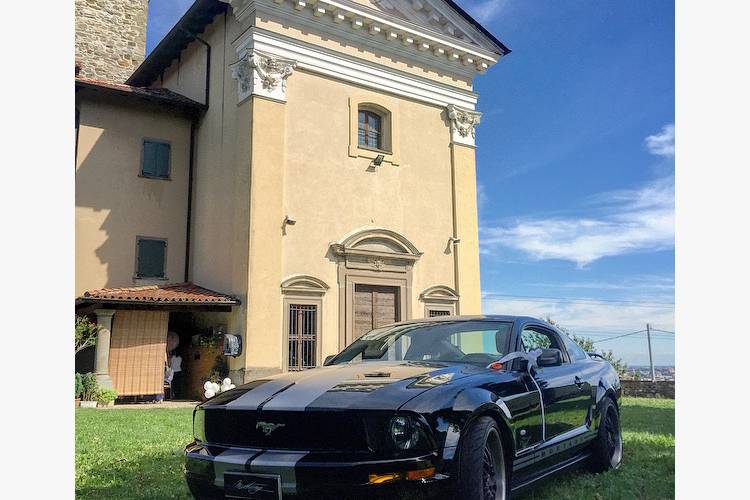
[75,76,206,110]
[79,282,239,305]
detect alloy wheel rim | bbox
[604,407,623,466]
[482,429,505,500]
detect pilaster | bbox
[447,105,482,314]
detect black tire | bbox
[456,416,508,500]
[589,397,623,472]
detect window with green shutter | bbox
[141,140,171,179]
[136,238,167,278]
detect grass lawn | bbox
[75,397,674,499]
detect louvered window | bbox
[141,140,171,179]
[136,238,166,278]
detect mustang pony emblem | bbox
[256,421,285,436]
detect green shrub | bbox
[97,389,118,405]
[80,373,99,401]
[75,373,83,398]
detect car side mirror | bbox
[536,348,563,367]
[323,355,335,366]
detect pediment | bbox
[366,0,489,47]
[420,285,459,302]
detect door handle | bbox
[574,376,584,388]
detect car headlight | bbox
[389,415,419,450]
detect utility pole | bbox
[646,323,656,382]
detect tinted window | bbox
[563,335,589,362]
[520,328,563,353]
[331,321,512,366]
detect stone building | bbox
[75,0,149,82]
[75,0,510,397]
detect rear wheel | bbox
[456,416,507,500]
[589,397,623,472]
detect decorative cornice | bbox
[446,104,481,147]
[230,48,297,102]
[235,28,478,109]
[221,0,499,79]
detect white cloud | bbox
[482,294,674,333]
[464,0,509,24]
[529,275,675,293]
[480,177,674,267]
[481,294,674,364]
[645,123,675,157]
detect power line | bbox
[484,293,674,308]
[591,330,646,344]
[650,328,675,334]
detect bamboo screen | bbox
[108,310,168,396]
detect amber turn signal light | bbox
[406,467,436,481]
[489,362,503,370]
[368,467,436,485]
[368,472,403,484]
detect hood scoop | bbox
[362,371,391,378]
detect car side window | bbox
[562,335,589,362]
[520,328,564,357]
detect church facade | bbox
[75,0,509,392]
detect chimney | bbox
[75,0,149,83]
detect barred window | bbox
[288,304,318,371]
[429,309,451,317]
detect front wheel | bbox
[589,397,623,472]
[456,416,508,500]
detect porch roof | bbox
[76,282,240,307]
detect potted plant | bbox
[80,372,99,408]
[75,372,83,408]
[97,389,118,408]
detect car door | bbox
[519,324,590,441]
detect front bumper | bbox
[184,442,449,499]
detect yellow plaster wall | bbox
[75,99,191,295]
[450,143,482,314]
[282,69,459,359]
[158,16,255,377]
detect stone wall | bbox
[75,0,148,83]
[621,380,675,399]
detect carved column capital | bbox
[446,104,482,147]
[230,49,298,103]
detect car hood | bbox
[203,361,486,411]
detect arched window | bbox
[358,108,384,150]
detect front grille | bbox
[203,410,371,451]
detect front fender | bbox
[447,388,516,458]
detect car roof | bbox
[387,314,545,326]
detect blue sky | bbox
[145,1,674,365]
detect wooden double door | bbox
[353,284,401,340]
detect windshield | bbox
[330,320,513,366]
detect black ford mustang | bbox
[185,316,622,499]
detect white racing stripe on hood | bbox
[225,379,296,409]
[260,365,357,411]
